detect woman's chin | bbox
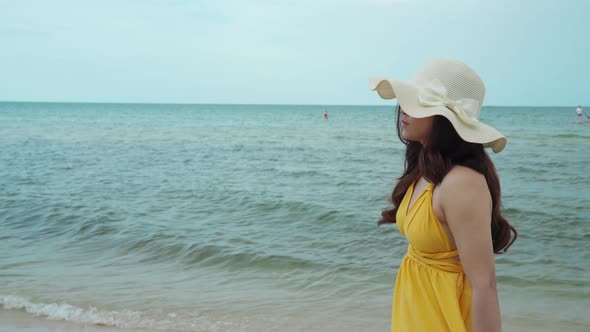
[401,133,422,144]
[401,131,413,141]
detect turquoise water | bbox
[0,102,588,331]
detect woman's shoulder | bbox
[436,166,492,225]
[439,165,488,194]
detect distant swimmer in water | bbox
[576,105,585,122]
[324,111,329,120]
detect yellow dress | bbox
[392,182,472,332]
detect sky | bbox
[0,0,588,106]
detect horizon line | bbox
[0,100,579,108]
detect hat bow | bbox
[417,78,481,127]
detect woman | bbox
[369,59,517,332]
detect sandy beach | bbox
[3,307,590,332]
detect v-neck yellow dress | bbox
[392,182,472,332]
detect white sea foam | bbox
[0,295,247,332]
[0,295,144,327]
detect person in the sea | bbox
[576,105,584,122]
[324,110,329,120]
[369,58,517,332]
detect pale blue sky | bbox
[1,0,588,106]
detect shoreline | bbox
[2,308,588,332]
[0,309,132,332]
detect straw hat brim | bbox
[369,77,507,153]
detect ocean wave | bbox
[278,169,324,177]
[497,276,590,296]
[552,134,590,139]
[501,207,551,219]
[0,295,244,332]
[1,295,143,328]
[119,238,323,272]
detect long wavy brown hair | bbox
[379,105,517,254]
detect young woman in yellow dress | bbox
[369,59,518,332]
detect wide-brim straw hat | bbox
[369,58,507,153]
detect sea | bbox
[0,102,588,332]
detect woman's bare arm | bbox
[441,166,501,332]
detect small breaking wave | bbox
[0,294,247,332]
